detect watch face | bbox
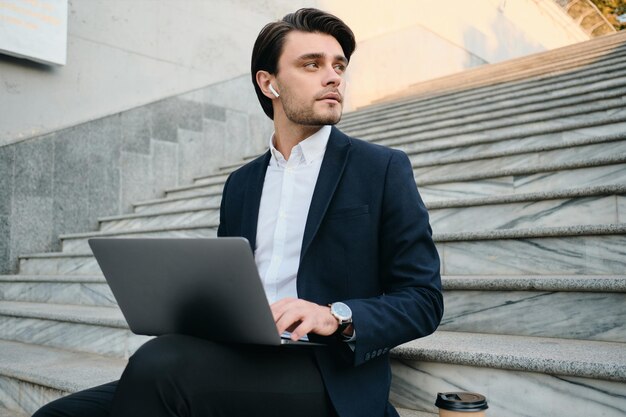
[332,302,352,321]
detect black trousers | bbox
[33,334,337,417]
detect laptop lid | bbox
[88,237,314,346]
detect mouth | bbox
[318,92,342,104]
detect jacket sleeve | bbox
[343,150,443,367]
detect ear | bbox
[256,70,278,99]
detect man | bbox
[33,8,442,417]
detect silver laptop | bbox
[88,237,323,346]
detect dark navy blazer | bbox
[217,126,443,417]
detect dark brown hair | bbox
[251,8,356,120]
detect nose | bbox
[322,64,342,87]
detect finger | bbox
[276,311,303,335]
[290,319,315,340]
[270,298,298,320]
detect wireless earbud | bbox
[269,84,280,98]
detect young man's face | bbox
[274,30,348,126]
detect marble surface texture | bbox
[413,140,626,182]
[429,195,621,234]
[192,172,229,186]
[378,101,626,147]
[0,282,115,307]
[0,339,127,413]
[0,316,148,358]
[390,360,626,417]
[418,163,626,202]
[442,275,626,292]
[164,183,223,200]
[381,105,626,150]
[350,80,626,140]
[408,131,626,167]
[99,208,220,233]
[440,290,626,342]
[438,234,626,275]
[19,255,101,275]
[0,376,63,416]
[62,226,218,253]
[394,112,626,155]
[133,194,222,215]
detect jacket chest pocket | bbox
[325,204,369,220]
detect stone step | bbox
[428,185,626,234]
[217,158,254,173]
[163,181,224,200]
[414,136,626,184]
[99,205,219,233]
[347,74,626,139]
[390,331,626,417]
[219,118,626,182]
[133,143,626,209]
[213,153,262,173]
[0,339,125,416]
[59,223,218,253]
[442,274,626,292]
[440,275,626,343]
[133,192,222,215]
[341,47,626,128]
[436,224,626,275]
[0,275,113,307]
[20,223,626,276]
[368,30,626,107]
[375,99,626,148]
[224,121,626,180]
[105,185,625,238]
[0,407,27,417]
[0,301,148,358]
[396,408,435,417]
[19,253,100,276]
[407,129,626,168]
[418,155,626,202]
[187,172,229,186]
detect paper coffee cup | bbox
[435,392,488,416]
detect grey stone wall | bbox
[0,75,272,273]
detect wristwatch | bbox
[329,302,353,334]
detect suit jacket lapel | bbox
[300,126,352,261]
[240,151,271,251]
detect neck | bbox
[273,115,323,160]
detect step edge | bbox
[98,205,219,223]
[58,222,219,240]
[418,153,626,186]
[426,184,626,209]
[441,275,626,292]
[434,223,626,242]
[391,331,626,382]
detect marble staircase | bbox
[1,32,626,417]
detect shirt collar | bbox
[269,125,331,167]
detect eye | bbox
[334,64,346,73]
[304,62,318,70]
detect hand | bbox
[270,298,339,341]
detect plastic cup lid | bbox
[435,392,489,412]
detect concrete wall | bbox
[322,0,589,109]
[0,75,272,274]
[0,0,311,147]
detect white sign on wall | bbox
[0,0,68,65]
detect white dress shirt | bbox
[255,125,331,305]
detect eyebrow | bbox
[296,53,348,65]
